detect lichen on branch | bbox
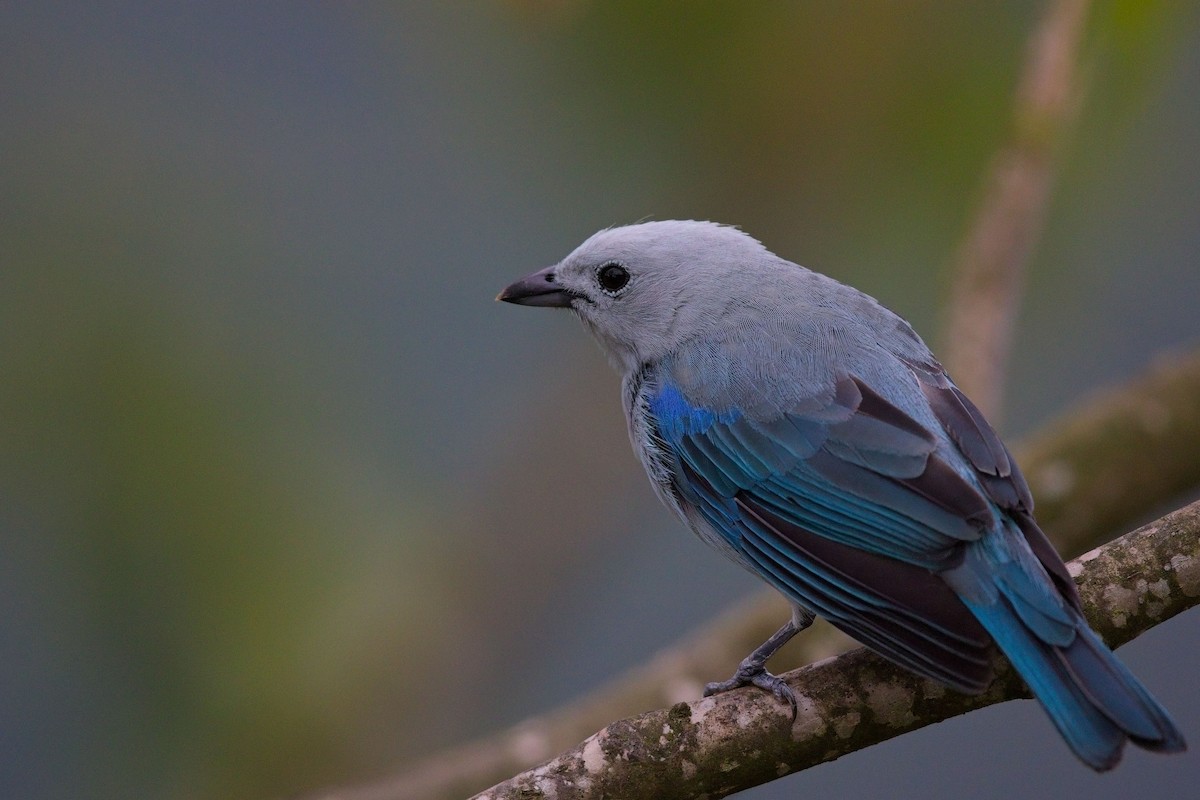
[473,499,1200,800]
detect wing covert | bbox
[648,373,993,571]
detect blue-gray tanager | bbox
[497,220,1184,769]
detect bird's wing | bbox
[648,370,1003,691]
[901,357,1080,609]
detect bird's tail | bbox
[948,539,1185,770]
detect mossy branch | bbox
[473,499,1200,800]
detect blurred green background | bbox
[2,2,1198,799]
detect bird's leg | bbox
[702,608,815,720]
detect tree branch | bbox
[473,499,1200,800]
[939,0,1091,421]
[1020,349,1200,556]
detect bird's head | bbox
[498,220,777,372]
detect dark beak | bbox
[496,266,574,308]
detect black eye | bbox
[597,263,630,294]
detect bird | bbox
[496,219,1185,770]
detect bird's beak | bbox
[496,266,574,308]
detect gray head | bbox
[498,220,791,371]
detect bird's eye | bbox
[597,263,630,294]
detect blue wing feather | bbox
[651,375,997,691]
[651,374,987,562]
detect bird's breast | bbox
[623,367,686,509]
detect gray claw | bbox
[704,665,798,721]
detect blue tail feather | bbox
[1060,626,1186,752]
[965,596,1127,770]
[995,561,1076,646]
[952,543,1186,770]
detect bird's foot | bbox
[704,663,798,721]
